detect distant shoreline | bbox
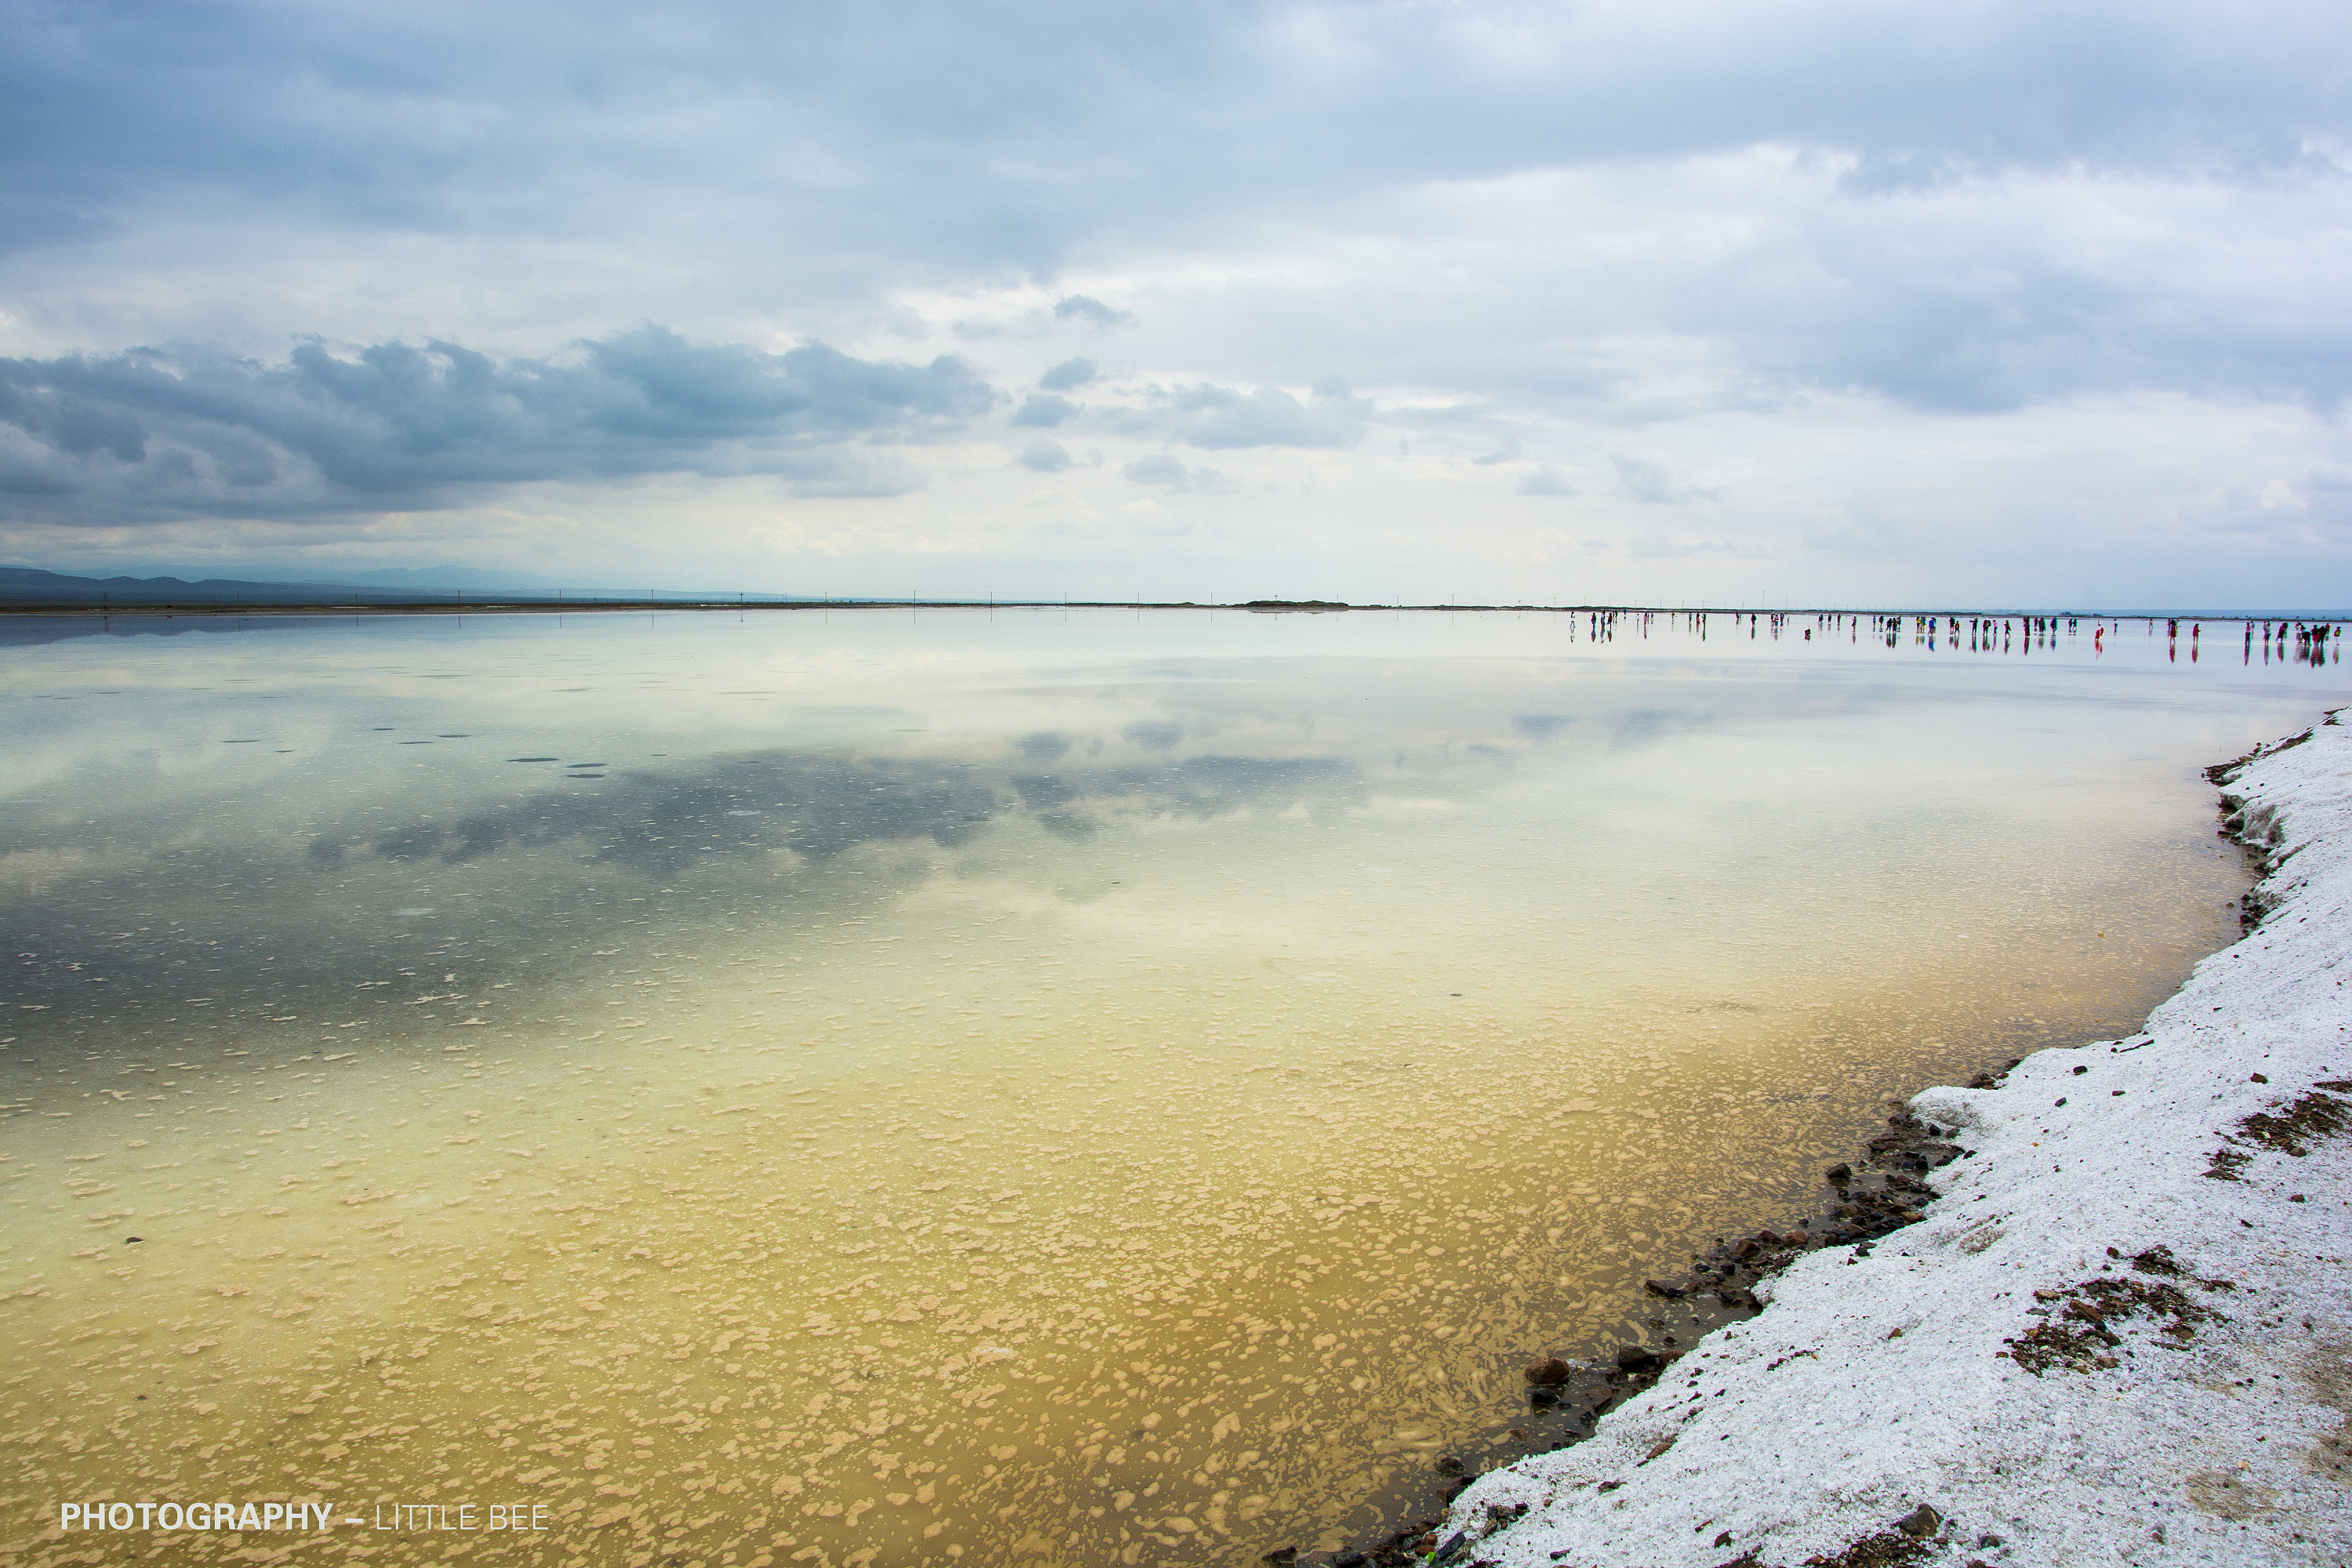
[4,600,2345,622]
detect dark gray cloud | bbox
[8,2,2335,277]
[1011,392,1078,427]
[0,327,993,521]
[1037,358,1098,391]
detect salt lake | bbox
[2,607,2343,1566]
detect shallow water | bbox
[2,608,2344,1566]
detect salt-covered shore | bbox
[1435,713,2352,1567]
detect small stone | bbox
[1616,1345,1663,1374]
[1260,1550,1297,1566]
[1528,1385,1559,1409]
[2251,1073,2268,1083]
[1896,1504,1942,1538]
[1642,1279,1685,1299]
[1525,1356,1571,1386]
[1825,1163,1853,1181]
[1434,1454,1465,1477]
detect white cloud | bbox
[1613,452,1722,504]
[1017,437,1073,473]
[1011,393,1079,428]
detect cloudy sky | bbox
[3,0,2348,608]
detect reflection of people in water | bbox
[2093,625,2103,655]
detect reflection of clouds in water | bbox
[1512,713,1573,741]
[317,748,1364,877]
[1122,718,1185,751]
[314,752,1005,874]
[1612,707,1714,750]
[1,742,1367,1018]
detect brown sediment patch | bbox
[1330,1110,1963,1568]
[2202,1082,2352,1178]
[1795,1505,1945,1567]
[2185,1467,2277,1520]
[2304,1338,2352,1487]
[1999,1272,2229,1377]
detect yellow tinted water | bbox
[0,610,2329,1566]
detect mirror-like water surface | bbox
[2,608,2343,1566]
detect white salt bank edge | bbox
[1439,712,2352,1568]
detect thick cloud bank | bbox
[0,328,992,521]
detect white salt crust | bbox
[1442,712,2352,1568]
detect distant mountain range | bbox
[0,566,811,606]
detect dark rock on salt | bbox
[1896,1503,1943,1537]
